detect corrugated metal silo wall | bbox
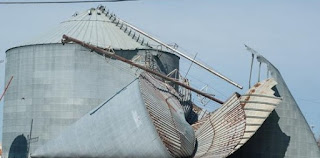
[2,43,179,158]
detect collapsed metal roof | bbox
[193,78,281,158]
[17,6,154,50]
[31,73,196,158]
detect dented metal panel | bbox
[191,115,209,133]
[31,78,172,158]
[194,93,246,158]
[139,73,196,157]
[193,78,281,158]
[235,78,281,150]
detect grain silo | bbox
[3,5,319,158]
[3,6,181,158]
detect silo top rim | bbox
[9,6,166,51]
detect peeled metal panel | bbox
[235,78,281,150]
[31,78,173,158]
[191,115,209,133]
[3,42,180,157]
[194,93,246,158]
[193,78,281,158]
[139,73,196,157]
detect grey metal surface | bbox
[229,54,320,158]
[10,7,149,51]
[31,73,196,158]
[139,73,196,157]
[31,78,172,158]
[3,43,179,158]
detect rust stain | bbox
[254,82,261,88]
[194,93,246,158]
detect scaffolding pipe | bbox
[62,35,224,104]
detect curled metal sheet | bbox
[235,78,281,150]
[191,115,209,133]
[31,73,197,158]
[193,78,281,158]
[30,78,174,158]
[194,93,246,158]
[139,73,196,157]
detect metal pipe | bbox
[249,53,254,88]
[0,76,13,102]
[27,119,34,157]
[185,53,197,78]
[62,35,224,104]
[118,20,243,89]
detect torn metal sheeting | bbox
[235,78,281,150]
[194,93,246,158]
[193,78,281,157]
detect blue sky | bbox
[0,0,319,141]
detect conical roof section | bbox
[19,6,151,50]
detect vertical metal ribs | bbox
[235,78,281,150]
[139,73,196,157]
[194,93,246,158]
[193,78,281,157]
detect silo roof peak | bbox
[15,6,155,50]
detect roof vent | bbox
[72,12,79,17]
[97,5,105,12]
[88,8,95,15]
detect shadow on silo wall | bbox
[8,134,28,158]
[229,111,290,158]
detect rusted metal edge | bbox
[195,93,246,158]
[234,78,281,151]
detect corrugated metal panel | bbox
[235,78,281,150]
[139,73,196,157]
[194,93,246,158]
[31,78,173,158]
[17,7,150,50]
[191,103,210,132]
[191,115,209,132]
[193,78,281,158]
